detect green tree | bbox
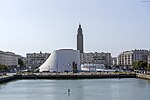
[18,58,24,66]
[133,61,139,70]
[132,61,147,70]
[72,61,78,73]
[139,61,147,70]
[0,64,8,72]
[147,64,150,71]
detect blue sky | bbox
[0,0,150,57]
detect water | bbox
[0,78,150,100]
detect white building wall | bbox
[112,57,117,66]
[39,49,81,72]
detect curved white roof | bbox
[39,49,81,72]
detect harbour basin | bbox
[0,78,150,100]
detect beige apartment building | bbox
[0,50,19,66]
[118,49,150,66]
[80,52,111,66]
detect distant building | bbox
[18,55,27,66]
[80,52,111,66]
[0,50,19,66]
[148,56,150,66]
[117,49,150,66]
[81,64,105,72]
[26,52,50,69]
[111,57,117,66]
[77,24,84,53]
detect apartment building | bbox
[118,49,150,66]
[0,50,19,66]
[80,52,111,66]
[26,52,50,69]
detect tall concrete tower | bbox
[77,24,84,53]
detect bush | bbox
[0,64,8,72]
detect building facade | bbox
[111,57,117,66]
[77,24,84,53]
[148,56,150,66]
[117,49,150,66]
[0,50,19,66]
[26,52,50,69]
[80,52,111,66]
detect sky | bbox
[0,0,150,57]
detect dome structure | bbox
[39,49,81,72]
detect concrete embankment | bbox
[0,73,136,83]
[0,76,14,83]
[14,73,136,79]
[137,74,150,80]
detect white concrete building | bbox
[0,50,19,66]
[81,64,105,72]
[26,52,50,69]
[39,49,81,72]
[111,57,117,66]
[118,49,150,66]
[80,52,111,66]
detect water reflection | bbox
[51,80,84,100]
[0,79,150,100]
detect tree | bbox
[132,61,147,70]
[132,61,139,70]
[0,64,8,72]
[139,61,147,70]
[72,61,78,73]
[147,64,150,71]
[18,58,24,66]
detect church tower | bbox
[77,24,84,53]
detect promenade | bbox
[0,73,15,83]
[137,73,150,80]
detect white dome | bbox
[39,49,81,72]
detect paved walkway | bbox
[137,73,150,80]
[0,73,15,79]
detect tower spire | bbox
[79,23,81,28]
[77,24,84,53]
